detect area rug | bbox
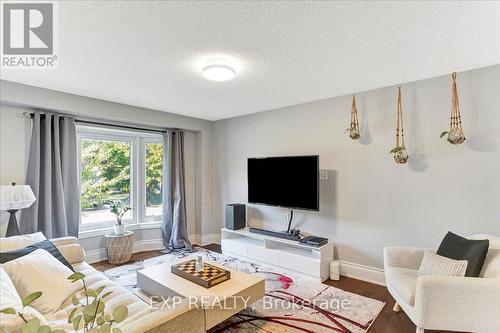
[103,247,384,333]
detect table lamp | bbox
[0,183,36,237]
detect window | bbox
[77,125,163,231]
[145,143,163,218]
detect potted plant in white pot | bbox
[109,200,131,235]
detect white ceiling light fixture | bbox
[202,58,236,81]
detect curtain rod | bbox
[76,119,168,134]
[23,111,182,134]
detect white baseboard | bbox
[85,238,165,264]
[189,233,221,246]
[85,234,222,264]
[338,260,386,286]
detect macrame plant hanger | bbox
[391,87,409,164]
[347,95,360,140]
[442,72,466,144]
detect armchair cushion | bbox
[469,234,500,278]
[385,267,418,305]
[437,231,489,277]
[417,251,467,277]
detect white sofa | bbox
[384,234,500,333]
[1,235,205,333]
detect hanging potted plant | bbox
[109,200,131,235]
[390,87,409,164]
[440,72,466,144]
[346,94,361,140]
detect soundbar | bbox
[249,227,301,241]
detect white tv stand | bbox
[221,228,334,282]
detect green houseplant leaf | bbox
[72,314,82,331]
[68,308,78,324]
[101,291,113,300]
[22,292,43,307]
[112,328,122,333]
[0,307,16,315]
[21,318,40,333]
[71,294,80,306]
[96,315,105,326]
[440,131,449,139]
[67,272,85,282]
[112,305,128,323]
[95,286,106,296]
[98,323,111,333]
[37,325,51,333]
[83,290,98,298]
[389,147,402,154]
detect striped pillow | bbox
[417,251,468,277]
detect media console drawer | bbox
[221,240,247,257]
[279,252,320,277]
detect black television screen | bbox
[248,155,319,211]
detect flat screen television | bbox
[247,155,319,211]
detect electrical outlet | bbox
[320,170,328,180]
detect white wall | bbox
[0,81,215,251]
[0,106,31,236]
[213,65,500,270]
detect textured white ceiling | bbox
[1,1,499,120]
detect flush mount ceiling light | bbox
[202,59,236,81]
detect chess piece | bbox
[195,255,204,272]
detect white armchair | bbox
[384,234,500,333]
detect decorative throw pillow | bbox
[0,239,74,271]
[0,266,22,308]
[417,251,468,277]
[437,231,489,277]
[0,267,48,333]
[0,232,46,252]
[1,249,82,314]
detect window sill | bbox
[78,222,162,239]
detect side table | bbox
[105,230,134,264]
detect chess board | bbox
[171,259,231,288]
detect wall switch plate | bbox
[320,170,328,180]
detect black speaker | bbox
[225,204,246,230]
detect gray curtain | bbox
[21,112,79,238]
[161,130,192,250]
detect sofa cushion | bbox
[45,262,150,332]
[2,249,82,314]
[0,232,46,252]
[56,243,85,265]
[0,267,48,333]
[0,239,73,271]
[385,267,418,305]
[437,231,489,277]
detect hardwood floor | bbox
[92,244,459,333]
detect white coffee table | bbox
[137,256,265,329]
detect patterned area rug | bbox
[103,247,384,333]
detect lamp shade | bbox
[0,185,36,210]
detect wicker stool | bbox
[105,230,134,264]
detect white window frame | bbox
[77,125,163,235]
